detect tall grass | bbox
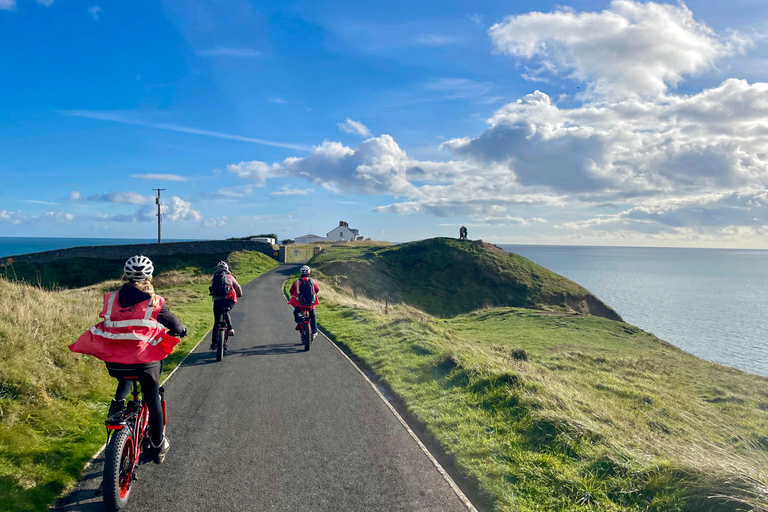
[0,250,278,512]
[309,269,768,511]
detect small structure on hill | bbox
[250,236,276,245]
[293,221,364,245]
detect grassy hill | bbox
[0,250,277,512]
[301,240,768,511]
[310,238,621,320]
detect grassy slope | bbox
[310,238,621,319]
[302,244,768,511]
[0,251,277,512]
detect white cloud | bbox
[65,110,310,151]
[202,216,228,227]
[131,173,188,182]
[415,33,458,46]
[0,209,73,225]
[271,185,314,196]
[195,48,260,57]
[69,191,82,201]
[424,78,492,99]
[269,97,288,104]
[0,0,16,10]
[490,0,751,98]
[337,118,371,137]
[88,6,101,20]
[165,196,203,222]
[36,0,54,5]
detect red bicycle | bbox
[100,379,166,511]
[298,309,312,352]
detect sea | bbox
[1,237,765,377]
[501,245,768,377]
[0,237,197,258]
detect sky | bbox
[2,0,768,247]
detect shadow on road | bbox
[227,342,305,356]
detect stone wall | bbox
[4,240,279,264]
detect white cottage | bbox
[327,221,363,242]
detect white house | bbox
[293,221,364,245]
[326,221,363,242]
[294,234,327,245]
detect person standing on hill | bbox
[459,225,468,240]
[68,255,187,464]
[209,261,243,350]
[289,265,320,339]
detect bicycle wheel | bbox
[216,328,225,362]
[303,323,311,352]
[103,428,135,512]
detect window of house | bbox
[340,231,344,238]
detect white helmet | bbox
[217,261,229,271]
[124,255,154,281]
[300,265,311,276]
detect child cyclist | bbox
[288,265,320,339]
[68,255,186,464]
[209,261,243,351]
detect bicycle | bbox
[298,309,312,352]
[101,379,166,512]
[214,306,231,362]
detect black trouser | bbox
[106,361,164,446]
[293,307,317,334]
[213,299,235,339]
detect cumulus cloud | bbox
[490,0,751,98]
[0,0,16,10]
[338,118,371,137]
[0,210,73,224]
[69,191,82,201]
[221,1,768,241]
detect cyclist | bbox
[209,261,243,351]
[68,255,186,464]
[288,265,320,339]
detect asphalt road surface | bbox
[55,265,472,512]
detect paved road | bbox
[56,265,471,512]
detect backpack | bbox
[296,278,316,307]
[209,270,233,298]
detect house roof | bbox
[298,234,323,238]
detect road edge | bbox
[280,278,479,512]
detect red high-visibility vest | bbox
[69,291,179,364]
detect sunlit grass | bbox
[0,251,277,511]
[304,260,768,511]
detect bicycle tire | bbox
[216,328,225,362]
[103,428,134,512]
[303,323,311,352]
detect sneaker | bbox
[295,324,301,331]
[106,399,125,421]
[228,328,235,337]
[153,437,170,465]
[312,332,318,340]
[209,341,216,351]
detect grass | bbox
[309,238,621,319]
[0,250,277,512]
[297,243,768,512]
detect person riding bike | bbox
[288,265,320,339]
[68,255,186,464]
[209,261,243,351]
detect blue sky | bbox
[2,0,768,247]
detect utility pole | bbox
[153,188,165,243]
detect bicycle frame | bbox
[105,380,167,493]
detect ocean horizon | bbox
[2,237,764,377]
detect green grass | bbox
[296,243,768,511]
[0,250,277,512]
[310,238,621,320]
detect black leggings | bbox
[213,299,235,337]
[107,361,164,446]
[293,307,317,334]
